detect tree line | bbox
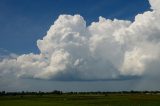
[0,90,160,96]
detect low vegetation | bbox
[0,91,160,106]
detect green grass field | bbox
[0,94,160,106]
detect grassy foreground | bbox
[0,94,160,106]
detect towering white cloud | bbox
[149,0,160,10]
[0,0,160,81]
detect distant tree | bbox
[0,91,5,96]
[51,90,63,95]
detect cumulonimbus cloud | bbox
[0,0,160,81]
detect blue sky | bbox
[0,0,150,54]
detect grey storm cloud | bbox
[0,0,160,81]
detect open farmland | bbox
[0,93,160,106]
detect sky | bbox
[0,0,150,54]
[0,0,160,92]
